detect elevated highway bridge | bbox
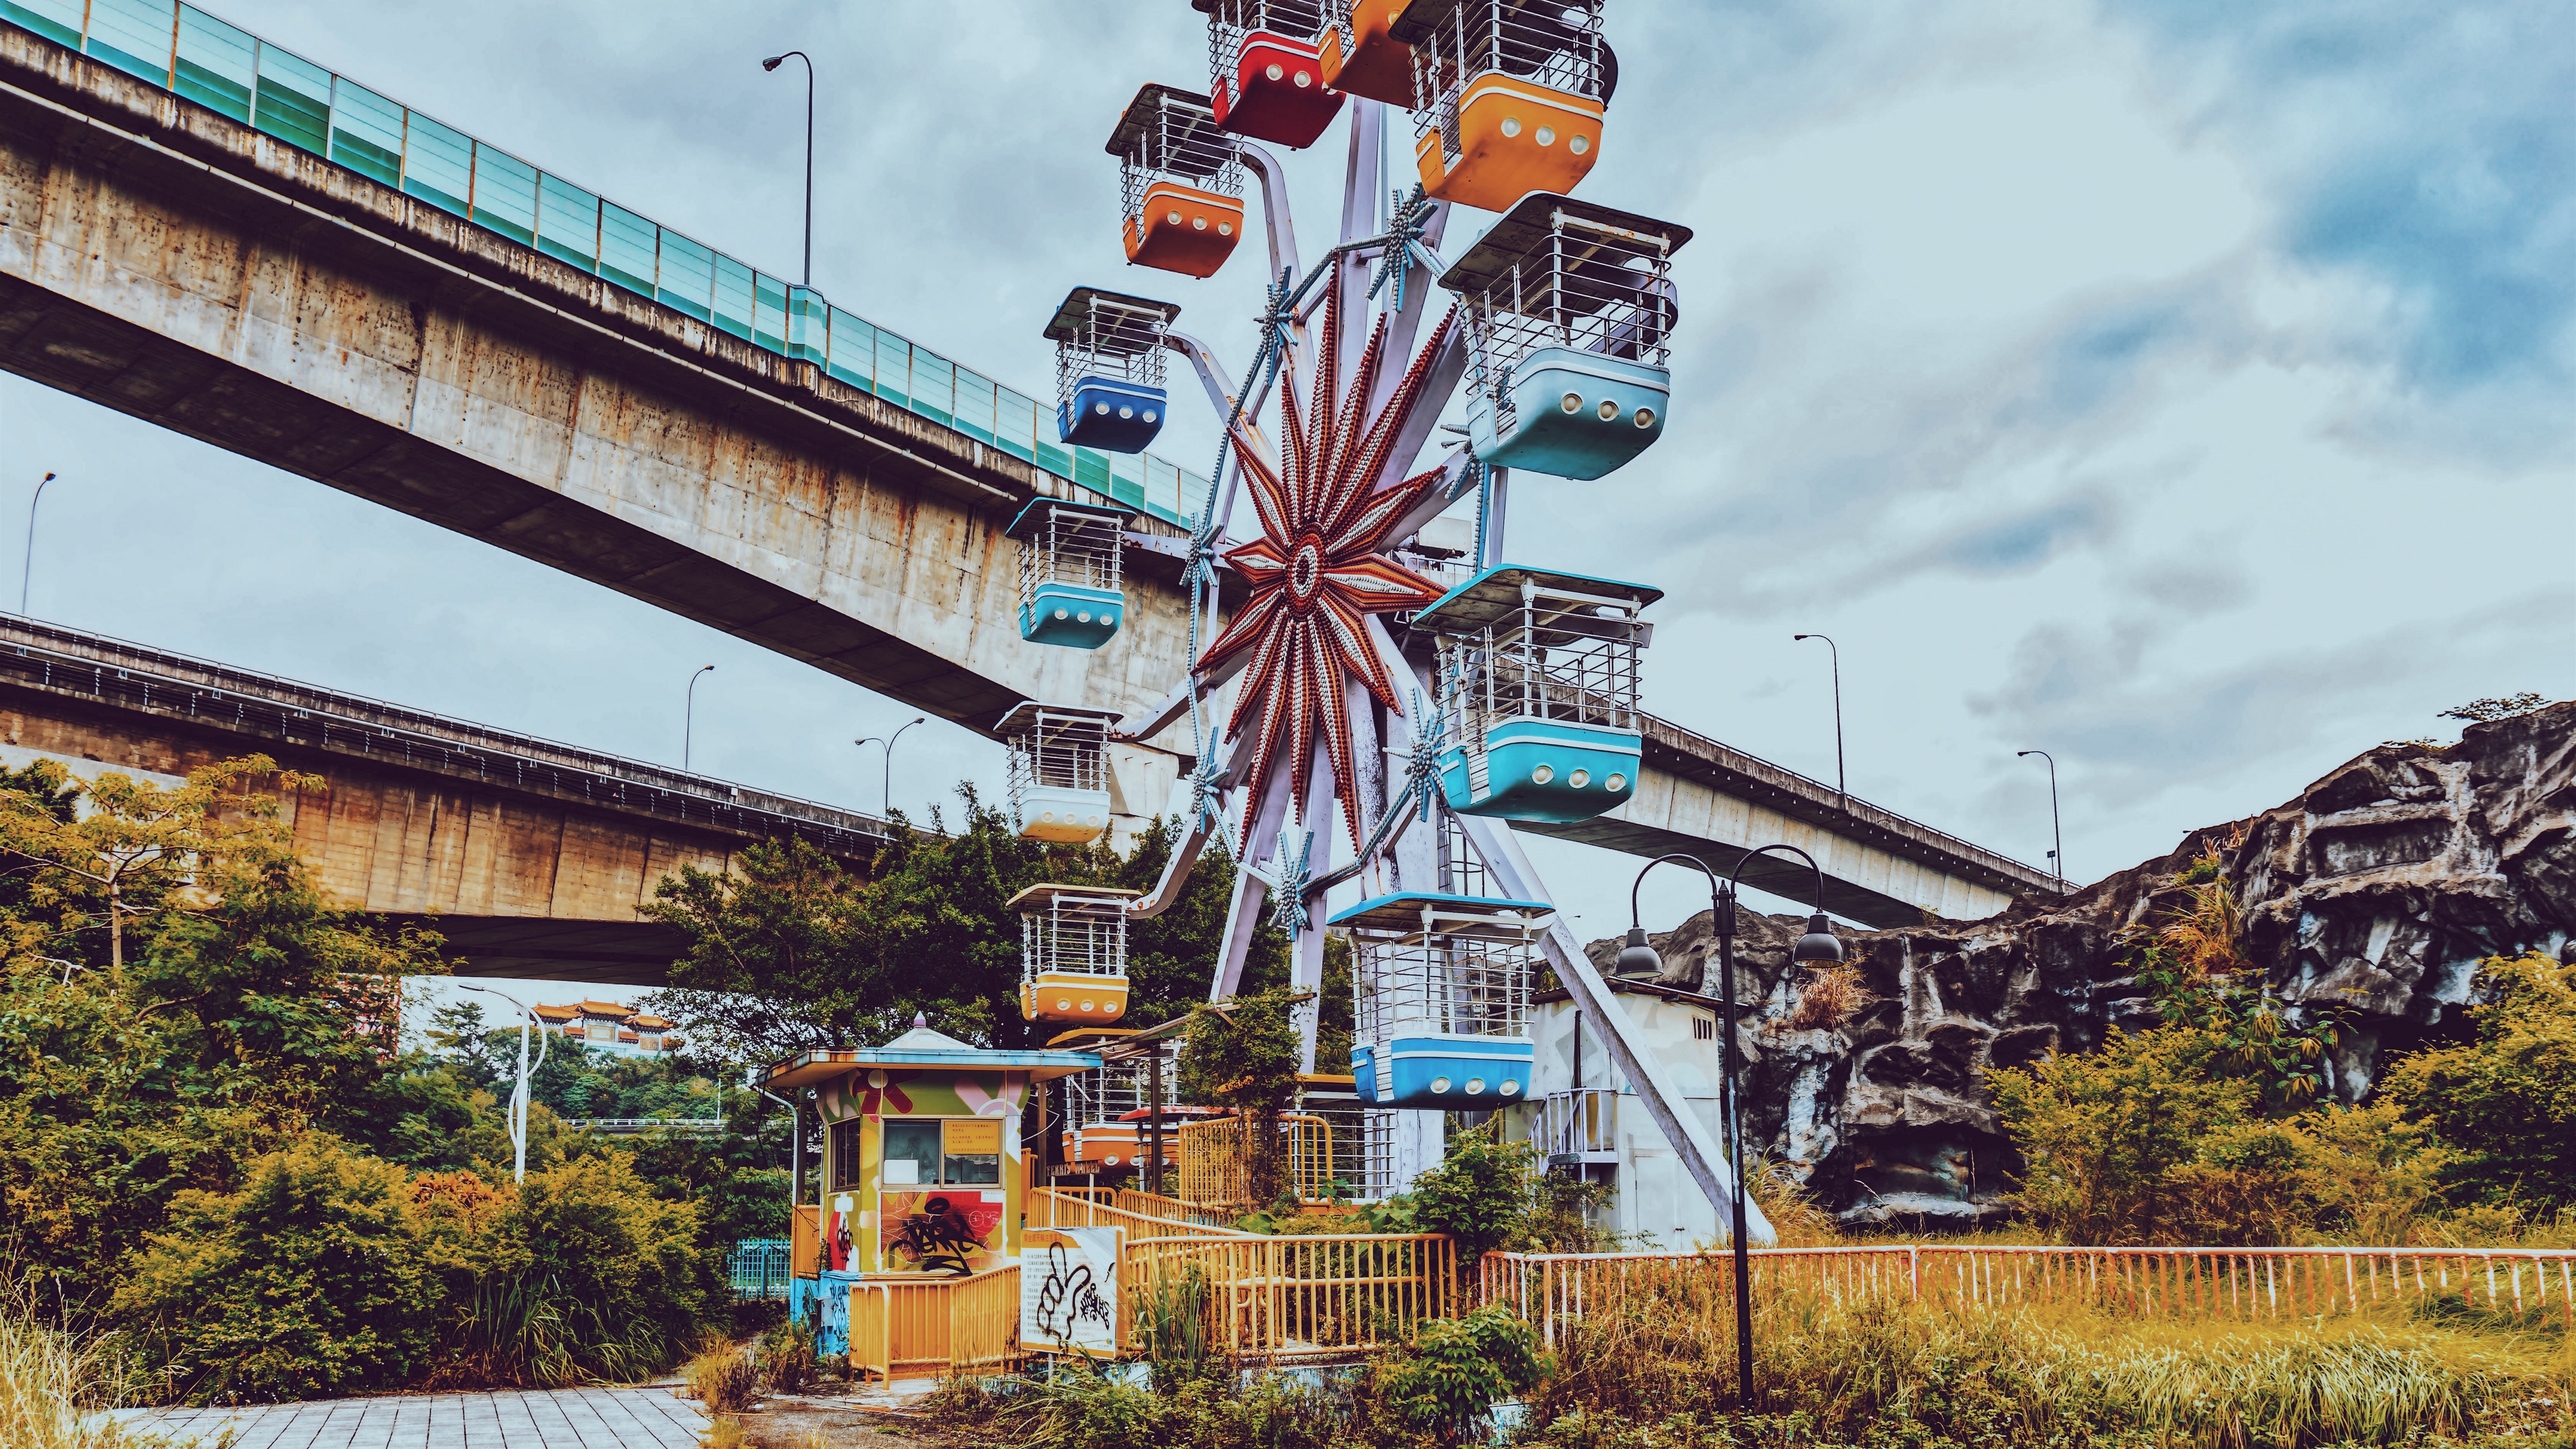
[0,17,2052,932]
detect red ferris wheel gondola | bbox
[1191,0,1348,150]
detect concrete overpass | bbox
[0,19,2053,926]
[0,615,890,984]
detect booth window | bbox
[881,1120,940,1185]
[830,1119,867,1190]
[943,1119,1002,1185]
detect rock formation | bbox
[1585,702,2576,1230]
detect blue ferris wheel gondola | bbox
[1415,565,1662,825]
[1332,892,1552,1111]
[1043,286,1182,454]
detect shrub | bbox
[112,1136,436,1403]
[2383,951,2576,1212]
[683,1343,757,1414]
[757,1318,815,1394]
[1371,1305,1549,1443]
[1405,1123,1542,1262]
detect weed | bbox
[757,1318,815,1394]
[683,1342,758,1415]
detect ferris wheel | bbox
[998,0,1764,1234]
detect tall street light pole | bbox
[21,471,57,615]
[683,665,714,771]
[458,983,549,1183]
[1792,633,1844,808]
[1618,848,1844,1408]
[761,50,815,288]
[2019,749,2064,891]
[857,716,928,818]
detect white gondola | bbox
[998,702,1120,843]
[1013,881,1140,1026]
[1333,892,1550,1110]
[1438,192,1691,480]
[1417,565,1660,824]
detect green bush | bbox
[1372,1304,1550,1442]
[2383,951,2576,1212]
[112,1136,436,1404]
[460,1154,718,1384]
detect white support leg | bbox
[1210,758,1297,1001]
[1288,740,1338,1072]
[1450,814,1777,1244]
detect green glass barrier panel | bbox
[0,1,85,50]
[872,331,910,409]
[754,274,790,353]
[909,347,954,427]
[1109,450,1147,508]
[86,0,174,86]
[824,307,874,390]
[1073,449,1112,496]
[470,143,537,246]
[1146,457,1179,523]
[250,41,330,156]
[1033,439,1074,480]
[327,77,402,186]
[535,172,600,270]
[710,253,755,341]
[952,368,997,445]
[401,111,472,217]
[599,203,656,296]
[785,288,826,362]
[173,7,253,122]
[993,388,1038,463]
[655,230,714,322]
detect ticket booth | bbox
[766,1022,1099,1360]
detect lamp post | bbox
[755,1083,802,1207]
[1791,633,1844,807]
[457,983,550,1183]
[1617,846,1843,1407]
[854,715,926,818]
[761,50,815,288]
[682,664,714,771]
[21,470,56,615]
[2018,749,2064,891]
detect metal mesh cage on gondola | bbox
[1054,1046,1201,1169]
[1436,192,1690,479]
[1007,498,1129,649]
[1409,0,1612,211]
[1417,565,1660,823]
[1192,0,1347,150]
[1045,287,1182,454]
[1333,892,1551,1110]
[1012,881,1140,1025]
[1108,83,1247,278]
[998,702,1120,843]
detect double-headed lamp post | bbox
[1617,846,1844,1407]
[457,983,549,1183]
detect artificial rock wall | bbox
[1584,702,2576,1228]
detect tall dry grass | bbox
[0,1295,162,1449]
[1527,1266,2575,1447]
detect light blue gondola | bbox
[1332,892,1551,1112]
[1438,192,1693,481]
[1044,286,1181,455]
[1415,565,1663,826]
[1008,498,1130,649]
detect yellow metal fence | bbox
[1029,1185,1251,1239]
[1126,1232,1458,1360]
[848,1265,1023,1380]
[1479,1245,2576,1348]
[1175,1113,1336,1208]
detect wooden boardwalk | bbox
[121,1386,708,1448]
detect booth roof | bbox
[761,1024,1102,1090]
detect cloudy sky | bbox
[6,1,2567,1015]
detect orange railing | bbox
[1030,1185,1251,1239]
[847,1265,1024,1380]
[1126,1232,1457,1360]
[1479,1245,2576,1346]
[1176,1114,1337,1208]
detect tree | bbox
[2439,692,2548,724]
[1180,987,1303,1208]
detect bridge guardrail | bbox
[0,0,1209,531]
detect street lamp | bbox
[853,715,927,818]
[2018,749,2064,891]
[761,50,815,288]
[755,1083,803,1208]
[457,983,551,1183]
[1791,634,1844,807]
[683,664,715,771]
[21,471,57,615]
[1617,846,1843,1407]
